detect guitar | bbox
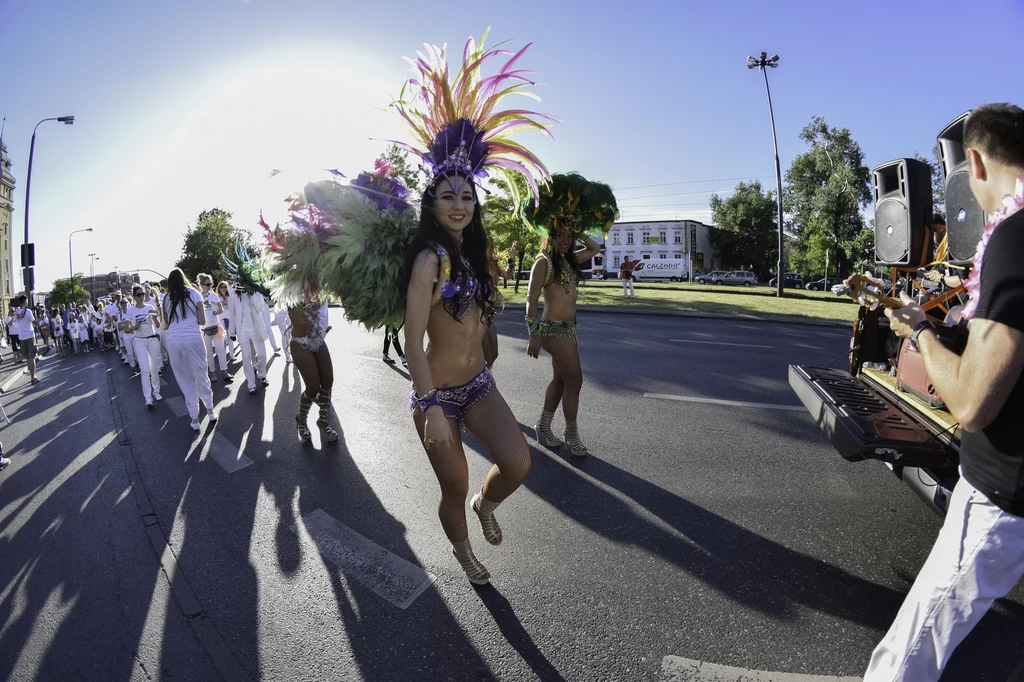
[841,273,969,353]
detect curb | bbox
[497,304,851,329]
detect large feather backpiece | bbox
[524,172,620,239]
[263,172,418,331]
[390,27,557,207]
[223,242,272,299]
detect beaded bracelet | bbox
[416,388,442,413]
[525,316,542,336]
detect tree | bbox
[707,181,779,276]
[913,142,945,223]
[482,174,542,292]
[174,208,253,282]
[384,144,429,196]
[49,276,90,308]
[784,116,872,280]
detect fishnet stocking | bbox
[463,388,532,505]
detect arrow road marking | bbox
[660,656,860,682]
[644,393,806,411]
[292,509,435,610]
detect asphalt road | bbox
[1,310,1021,682]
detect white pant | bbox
[203,328,228,373]
[622,278,635,297]
[123,334,137,367]
[133,336,162,402]
[280,327,292,360]
[865,474,1024,681]
[222,317,235,356]
[167,337,214,421]
[238,328,267,389]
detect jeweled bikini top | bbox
[432,245,492,323]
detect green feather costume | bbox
[524,172,620,240]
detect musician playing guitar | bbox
[859,104,1024,682]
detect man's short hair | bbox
[964,103,1024,169]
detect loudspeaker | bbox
[937,111,986,264]
[873,158,934,266]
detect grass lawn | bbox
[495,281,858,322]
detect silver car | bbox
[712,270,758,287]
[695,270,728,285]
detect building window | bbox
[659,231,667,243]
[642,253,651,260]
[674,232,682,243]
[613,256,621,267]
[642,231,650,244]
[613,233,620,245]
[627,233,634,245]
[658,252,667,259]
[674,252,683,259]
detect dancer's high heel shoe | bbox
[316,390,338,442]
[534,424,563,448]
[296,395,313,442]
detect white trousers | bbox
[132,336,162,402]
[864,474,1024,681]
[167,337,214,421]
[238,328,267,389]
[203,328,228,373]
[279,327,292,360]
[123,334,137,367]
[622,278,635,297]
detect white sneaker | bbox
[0,456,10,471]
[190,420,201,431]
[146,399,153,408]
[153,392,163,401]
[207,410,218,422]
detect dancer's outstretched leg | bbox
[464,389,531,546]
[542,335,586,456]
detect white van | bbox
[630,259,689,282]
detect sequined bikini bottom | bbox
[409,366,494,425]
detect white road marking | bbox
[1,369,23,393]
[206,433,254,473]
[292,509,435,610]
[164,396,190,418]
[660,656,860,682]
[670,339,774,349]
[644,393,806,411]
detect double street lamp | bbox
[23,115,74,300]
[88,252,99,301]
[746,52,786,298]
[69,227,93,279]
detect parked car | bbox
[807,277,846,291]
[694,270,727,285]
[768,272,804,289]
[712,270,758,287]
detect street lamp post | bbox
[23,115,74,300]
[88,253,99,302]
[68,227,93,279]
[746,53,785,298]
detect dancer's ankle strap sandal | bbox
[296,395,313,443]
[316,390,338,442]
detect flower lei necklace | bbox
[961,174,1024,321]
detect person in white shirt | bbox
[162,269,217,430]
[216,281,235,359]
[271,300,292,363]
[77,314,90,352]
[104,295,121,350]
[50,310,65,359]
[197,274,233,383]
[126,286,163,406]
[117,299,137,369]
[228,284,270,395]
[10,296,39,384]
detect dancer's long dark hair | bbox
[164,268,197,324]
[404,173,496,324]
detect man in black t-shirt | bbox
[865,103,1024,680]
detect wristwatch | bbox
[910,320,935,351]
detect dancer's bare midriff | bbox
[425,305,488,388]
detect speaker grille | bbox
[875,197,910,264]
[945,168,985,263]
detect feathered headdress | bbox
[261,158,418,330]
[223,242,272,299]
[525,172,620,239]
[390,27,557,205]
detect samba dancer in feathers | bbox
[395,28,555,585]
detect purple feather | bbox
[350,172,412,213]
[428,119,490,180]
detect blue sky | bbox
[2,0,1021,291]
